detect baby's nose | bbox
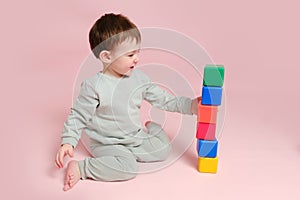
[134,55,139,63]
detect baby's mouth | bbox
[130,66,134,69]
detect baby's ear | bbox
[99,50,112,63]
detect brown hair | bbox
[89,13,141,58]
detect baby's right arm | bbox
[55,79,99,168]
[61,79,99,148]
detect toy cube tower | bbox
[197,64,224,173]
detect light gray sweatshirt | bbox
[61,69,193,147]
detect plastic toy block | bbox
[196,122,216,140]
[201,86,222,106]
[198,104,218,123]
[203,65,224,87]
[198,157,218,173]
[197,139,218,158]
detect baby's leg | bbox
[130,122,172,162]
[78,144,138,182]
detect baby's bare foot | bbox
[63,160,81,191]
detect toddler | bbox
[55,13,200,191]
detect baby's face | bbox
[107,39,141,78]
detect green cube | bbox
[203,64,224,87]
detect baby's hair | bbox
[89,13,141,58]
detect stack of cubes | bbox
[196,64,224,173]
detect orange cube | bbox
[198,104,218,124]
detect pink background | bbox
[1,0,300,199]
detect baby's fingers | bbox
[56,150,65,168]
[67,149,74,158]
[55,152,61,168]
[197,96,202,103]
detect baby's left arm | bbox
[144,80,200,115]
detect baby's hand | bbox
[55,144,74,168]
[191,96,202,115]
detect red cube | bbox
[196,122,216,140]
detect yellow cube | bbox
[198,157,218,173]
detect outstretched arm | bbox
[143,80,198,115]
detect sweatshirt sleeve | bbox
[143,75,193,115]
[61,80,99,147]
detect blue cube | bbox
[201,86,223,106]
[197,139,218,158]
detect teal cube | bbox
[203,65,224,87]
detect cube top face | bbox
[203,65,224,87]
[198,104,218,123]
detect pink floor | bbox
[1,1,300,200]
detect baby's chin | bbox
[124,68,134,76]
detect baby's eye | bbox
[128,54,134,57]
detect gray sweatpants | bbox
[78,122,171,181]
